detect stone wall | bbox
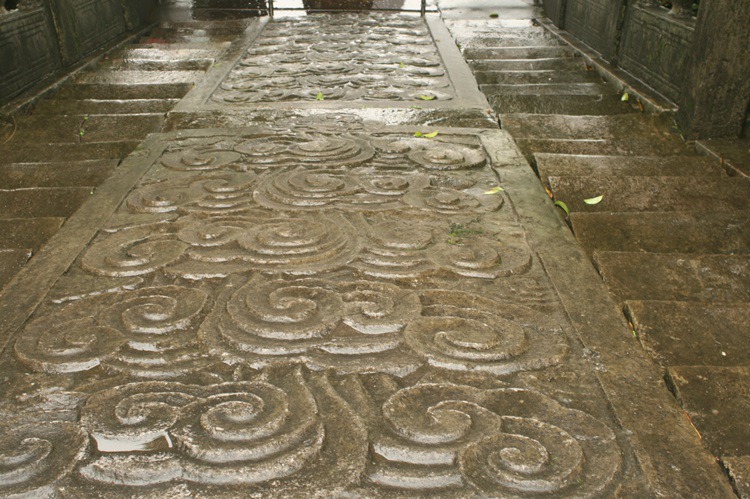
[618,5,693,104]
[676,0,750,139]
[563,0,626,61]
[542,0,566,26]
[0,0,158,105]
[543,0,750,139]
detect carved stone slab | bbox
[174,14,490,113]
[0,123,631,496]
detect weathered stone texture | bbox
[677,0,750,138]
[0,125,631,496]
[618,6,693,103]
[562,0,625,60]
[211,15,456,104]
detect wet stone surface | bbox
[0,124,633,496]
[211,14,456,104]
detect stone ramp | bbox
[0,8,736,498]
[447,13,750,495]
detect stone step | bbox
[101,57,213,72]
[445,19,537,34]
[667,366,750,459]
[535,154,723,181]
[0,249,32,291]
[127,41,230,52]
[452,29,556,45]
[508,115,694,159]
[115,46,226,61]
[140,34,217,45]
[593,251,750,302]
[73,70,204,86]
[464,46,574,59]
[0,187,92,218]
[470,57,585,72]
[156,19,251,34]
[0,160,118,189]
[0,142,139,163]
[474,70,598,85]
[10,114,163,144]
[34,98,179,115]
[503,113,678,141]
[515,138,688,161]
[0,217,65,250]
[146,26,245,43]
[697,137,750,178]
[491,93,633,115]
[461,35,563,48]
[483,82,614,96]
[56,82,193,100]
[626,300,750,367]
[570,211,750,254]
[548,176,750,213]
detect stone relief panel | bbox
[0,122,627,495]
[210,14,457,104]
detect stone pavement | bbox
[0,0,741,496]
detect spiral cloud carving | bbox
[15,286,210,379]
[79,367,323,486]
[0,422,88,497]
[369,382,621,496]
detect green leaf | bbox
[583,195,603,205]
[554,200,570,215]
[423,130,439,138]
[413,131,423,138]
[419,95,436,101]
[621,92,630,102]
[483,186,504,195]
[400,62,406,68]
[316,92,325,101]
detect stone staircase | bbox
[449,16,750,493]
[0,18,250,291]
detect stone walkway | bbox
[0,1,741,497]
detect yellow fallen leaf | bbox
[584,195,603,205]
[483,186,504,195]
[621,92,630,102]
[423,130,439,138]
